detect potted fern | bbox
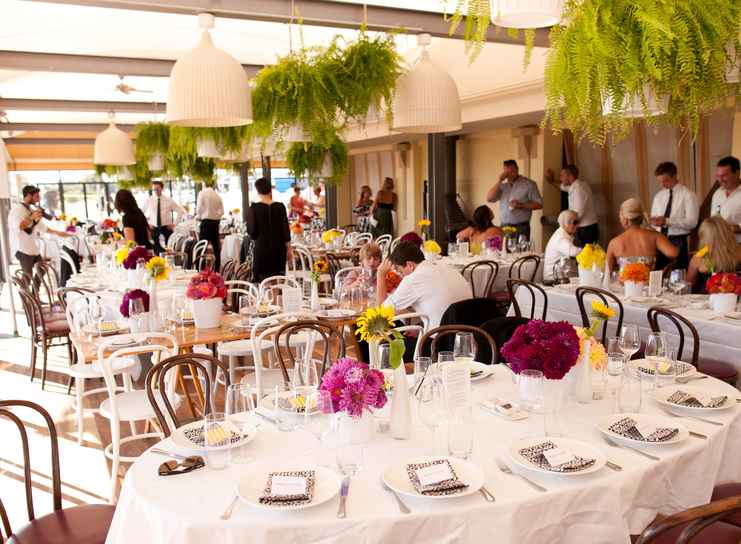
[134,122,170,172]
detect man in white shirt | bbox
[546,165,599,246]
[196,182,225,271]
[144,180,185,255]
[710,155,741,243]
[544,210,581,283]
[9,185,70,277]
[376,241,471,329]
[649,161,699,269]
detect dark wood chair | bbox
[33,260,60,310]
[0,399,115,543]
[146,353,232,436]
[493,254,541,309]
[461,260,499,298]
[220,259,236,281]
[507,279,548,320]
[234,262,252,282]
[575,287,624,347]
[418,325,498,365]
[647,307,738,385]
[272,320,346,386]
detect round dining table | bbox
[106,366,741,544]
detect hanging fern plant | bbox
[134,122,170,170]
[287,132,348,185]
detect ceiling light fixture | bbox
[94,112,135,166]
[492,0,563,29]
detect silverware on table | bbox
[602,436,659,461]
[381,478,411,513]
[151,448,189,460]
[495,458,547,492]
[220,494,240,520]
[254,410,277,425]
[479,485,496,502]
[337,477,350,519]
[675,375,708,384]
[605,460,623,471]
[689,431,707,439]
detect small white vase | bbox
[127,269,142,291]
[389,364,411,440]
[624,281,644,298]
[578,267,601,288]
[575,340,593,404]
[310,281,320,311]
[709,293,737,314]
[191,297,222,329]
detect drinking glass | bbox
[238,295,254,326]
[292,357,320,415]
[506,236,518,254]
[617,365,642,413]
[453,332,476,367]
[417,377,446,453]
[128,297,146,332]
[437,351,455,364]
[517,234,529,253]
[336,420,365,477]
[644,332,668,389]
[447,407,474,460]
[518,369,544,413]
[273,386,300,432]
[304,390,334,464]
[225,384,256,464]
[203,412,232,470]
[88,298,103,336]
[413,356,432,392]
[618,325,640,362]
[669,269,689,299]
[606,337,623,376]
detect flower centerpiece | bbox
[575,301,615,403]
[417,218,431,240]
[121,246,153,270]
[575,243,606,287]
[309,259,328,310]
[706,272,741,313]
[400,231,423,247]
[422,239,441,260]
[100,218,118,231]
[115,241,135,266]
[487,235,503,252]
[186,270,227,328]
[619,262,650,298]
[321,228,342,249]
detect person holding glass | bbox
[486,159,543,241]
[687,216,741,293]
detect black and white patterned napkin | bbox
[259,470,315,506]
[667,390,727,409]
[182,423,245,448]
[406,459,469,496]
[518,441,596,473]
[608,417,679,442]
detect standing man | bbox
[9,185,70,277]
[144,180,184,255]
[649,161,698,270]
[196,181,224,271]
[711,156,741,242]
[486,159,543,240]
[546,165,599,246]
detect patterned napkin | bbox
[259,470,315,505]
[182,423,245,448]
[518,441,596,473]
[608,417,679,442]
[667,390,727,409]
[406,459,469,496]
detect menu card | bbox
[282,287,303,313]
[441,361,471,411]
[648,270,663,297]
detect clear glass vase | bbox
[543,378,566,437]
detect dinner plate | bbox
[596,413,688,446]
[382,456,485,500]
[651,385,737,415]
[470,361,494,382]
[508,437,606,476]
[316,308,356,319]
[106,335,139,348]
[238,464,341,512]
[628,296,666,305]
[318,297,338,307]
[259,390,321,416]
[170,419,258,452]
[629,359,695,379]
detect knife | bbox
[337,477,350,519]
[254,410,277,425]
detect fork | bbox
[495,458,547,492]
[380,478,411,514]
[220,494,240,520]
[676,375,708,384]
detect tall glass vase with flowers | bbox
[574,301,615,403]
[121,245,154,291]
[144,255,171,331]
[310,259,328,311]
[417,218,431,241]
[575,244,606,287]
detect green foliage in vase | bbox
[133,122,170,168]
[286,133,348,185]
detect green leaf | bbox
[389,337,406,370]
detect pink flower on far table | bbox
[186,269,227,300]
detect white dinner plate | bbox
[628,296,666,305]
[238,464,341,511]
[651,385,737,415]
[259,390,321,416]
[470,361,494,382]
[629,359,695,379]
[596,413,688,446]
[316,308,356,319]
[382,456,485,500]
[318,297,338,307]
[508,437,606,476]
[107,334,139,348]
[170,419,258,452]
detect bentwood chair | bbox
[33,260,60,311]
[647,307,738,385]
[224,280,260,313]
[0,400,116,544]
[418,325,498,365]
[480,316,531,367]
[575,287,624,347]
[56,286,94,311]
[376,234,392,256]
[493,255,541,311]
[220,259,236,281]
[272,320,346,386]
[461,260,499,299]
[507,279,548,320]
[191,239,208,271]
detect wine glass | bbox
[128,297,145,333]
[617,365,642,413]
[453,332,476,368]
[88,297,103,336]
[225,383,256,464]
[417,378,446,454]
[644,332,667,389]
[517,234,529,253]
[303,389,334,465]
[506,236,518,254]
[618,325,640,362]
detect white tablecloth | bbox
[107,366,741,544]
[221,234,243,264]
[441,253,544,294]
[510,285,741,375]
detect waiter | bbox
[546,164,599,246]
[144,180,184,255]
[649,161,698,270]
[9,185,70,277]
[486,159,543,240]
[196,180,224,271]
[710,155,741,242]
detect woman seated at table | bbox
[544,210,581,282]
[114,189,152,249]
[687,216,741,293]
[288,185,305,219]
[606,198,678,274]
[343,242,383,290]
[247,177,292,282]
[456,205,503,253]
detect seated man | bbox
[376,241,471,329]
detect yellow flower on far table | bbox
[591,300,615,320]
[423,240,441,254]
[355,305,396,343]
[321,229,341,244]
[112,232,122,241]
[417,219,431,228]
[696,245,709,258]
[502,226,517,235]
[145,256,170,282]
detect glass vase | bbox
[543,378,566,437]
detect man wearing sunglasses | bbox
[544,210,582,283]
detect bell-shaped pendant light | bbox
[167,13,252,127]
[94,112,135,166]
[392,34,462,134]
[492,0,563,29]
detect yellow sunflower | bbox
[576,328,608,369]
[115,246,130,265]
[591,300,615,320]
[145,256,170,282]
[417,219,431,228]
[355,305,396,343]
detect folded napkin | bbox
[259,470,315,505]
[406,459,469,496]
[182,423,245,448]
[608,417,679,442]
[518,441,596,473]
[667,390,727,409]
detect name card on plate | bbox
[648,270,663,297]
[416,463,454,486]
[442,361,471,411]
[282,287,303,313]
[270,475,308,496]
[543,447,576,467]
[634,420,658,440]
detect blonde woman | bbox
[606,198,678,274]
[687,216,741,293]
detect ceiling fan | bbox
[115,75,153,95]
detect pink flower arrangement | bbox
[319,358,387,418]
[400,231,423,247]
[65,225,77,233]
[120,289,149,318]
[122,246,154,270]
[500,320,581,380]
[487,236,503,251]
[186,270,227,300]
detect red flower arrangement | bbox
[122,246,154,270]
[186,270,228,300]
[500,320,581,380]
[385,270,401,292]
[100,218,118,230]
[120,289,149,317]
[706,273,741,295]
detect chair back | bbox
[647,306,699,367]
[57,286,93,310]
[440,298,504,331]
[13,280,45,337]
[234,262,252,281]
[461,260,499,298]
[376,234,392,255]
[146,353,231,436]
[324,253,343,281]
[396,312,431,334]
[418,325,498,365]
[334,266,362,298]
[354,232,373,246]
[508,254,541,282]
[0,400,62,539]
[192,239,208,270]
[480,316,530,367]
[343,231,358,248]
[575,287,624,346]
[60,250,79,279]
[13,269,33,292]
[290,245,314,275]
[220,259,236,281]
[389,237,401,255]
[225,280,259,312]
[508,279,548,320]
[273,320,346,385]
[259,275,301,302]
[34,260,59,307]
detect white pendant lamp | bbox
[167,13,252,127]
[492,0,563,29]
[94,113,135,166]
[602,86,668,118]
[391,34,462,134]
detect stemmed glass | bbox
[303,389,334,465]
[506,236,518,254]
[417,376,446,454]
[453,332,476,367]
[88,297,103,337]
[668,269,689,300]
[128,297,145,332]
[225,383,257,464]
[517,234,529,253]
[618,325,640,362]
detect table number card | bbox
[416,463,454,487]
[270,475,308,496]
[441,361,471,410]
[649,270,663,297]
[634,420,659,440]
[282,287,303,313]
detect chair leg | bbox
[76,377,85,445]
[110,418,121,503]
[67,375,75,395]
[41,340,49,391]
[29,340,38,382]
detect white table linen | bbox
[107,366,741,544]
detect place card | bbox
[692,392,714,407]
[633,420,659,440]
[649,270,663,297]
[441,362,471,411]
[270,475,308,497]
[416,463,455,487]
[282,287,303,313]
[542,447,576,467]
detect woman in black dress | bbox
[246,177,292,282]
[114,189,152,248]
